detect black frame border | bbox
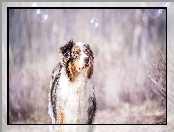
[7,6,167,125]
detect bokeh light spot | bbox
[90,18,98,28]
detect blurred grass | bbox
[9,42,166,124]
[9,54,58,124]
[95,101,166,124]
[167,44,174,129]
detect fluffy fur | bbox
[48,39,96,131]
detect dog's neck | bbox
[57,67,92,124]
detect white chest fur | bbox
[58,68,93,124]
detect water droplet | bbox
[36,9,48,22]
[165,2,170,8]
[148,9,163,18]
[90,18,98,28]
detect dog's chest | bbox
[58,69,92,123]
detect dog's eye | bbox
[73,51,79,55]
[73,50,80,58]
[73,47,81,55]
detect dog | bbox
[48,39,96,131]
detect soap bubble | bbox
[147,2,170,18]
[148,9,163,18]
[32,2,48,22]
[90,18,98,28]
[36,9,48,22]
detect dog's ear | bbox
[59,38,74,62]
[89,47,94,61]
[60,38,74,56]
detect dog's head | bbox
[60,39,94,81]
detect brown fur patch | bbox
[87,62,93,79]
[59,110,66,124]
[68,61,79,82]
[74,46,81,54]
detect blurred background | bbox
[2,2,174,132]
